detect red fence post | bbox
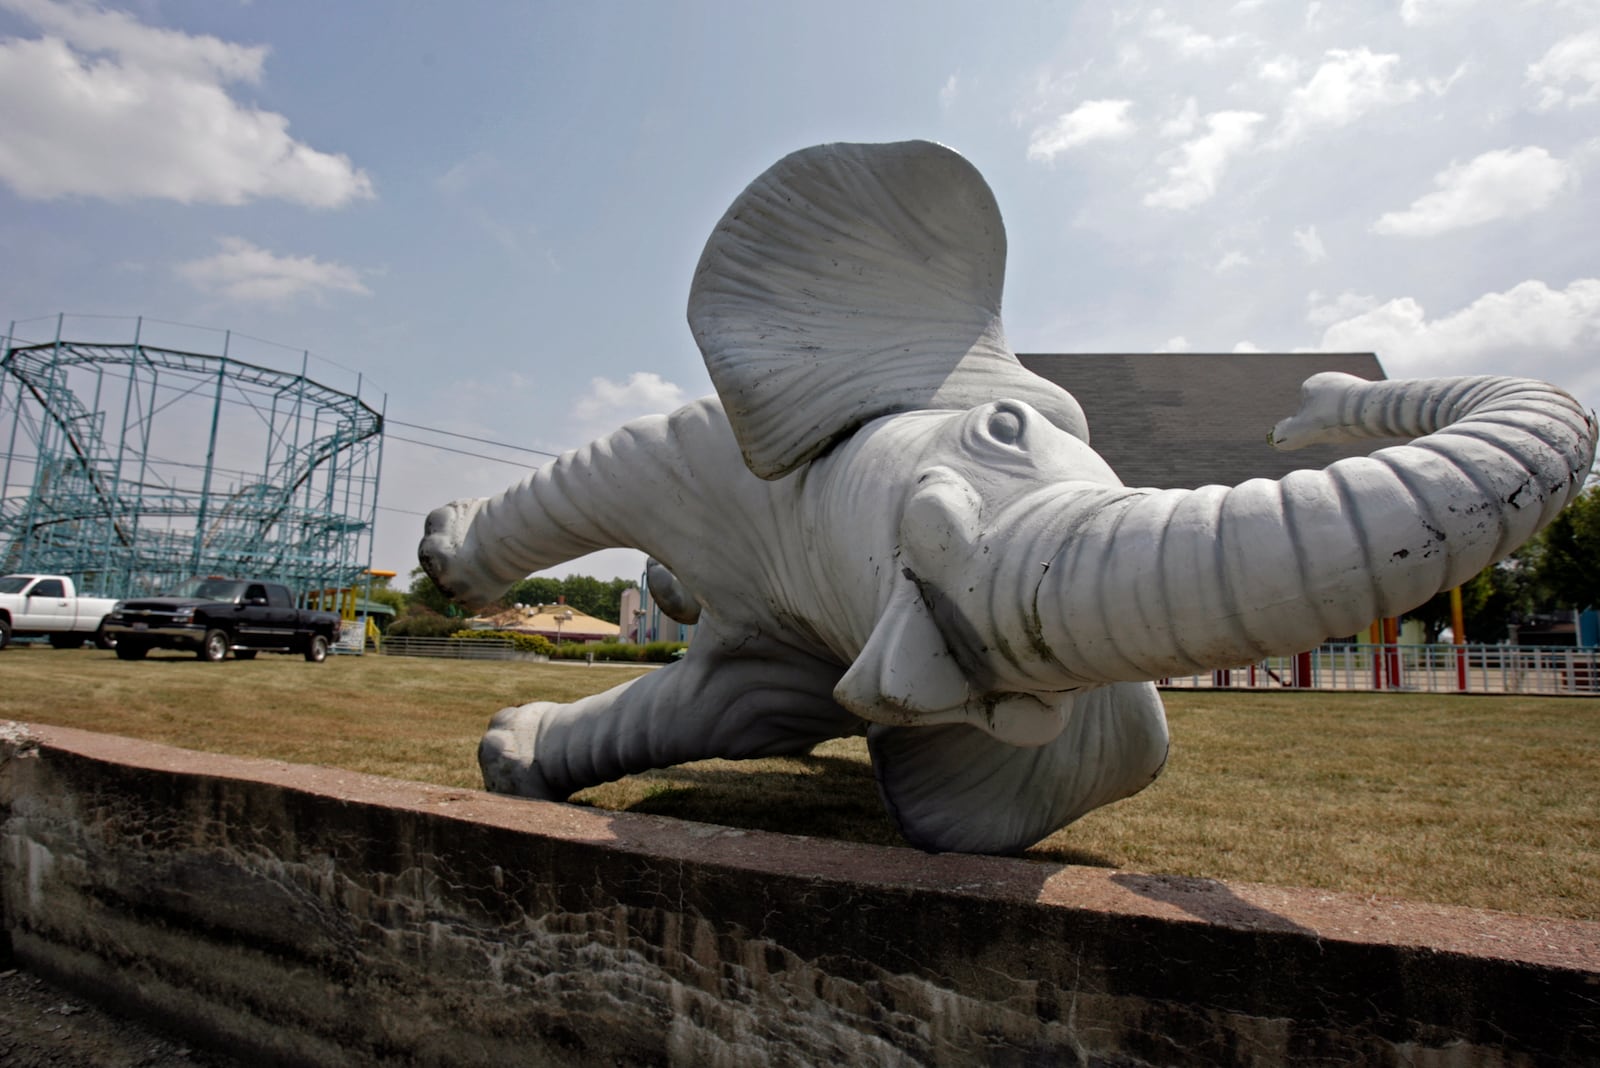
[1369,621,1385,690]
[1382,618,1402,689]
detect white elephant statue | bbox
[420,140,1596,855]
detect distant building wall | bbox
[619,586,643,642]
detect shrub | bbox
[549,641,687,663]
[451,629,556,656]
[387,607,462,638]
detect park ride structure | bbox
[0,315,385,605]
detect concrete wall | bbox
[2,721,1597,1066]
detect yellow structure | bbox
[468,602,620,644]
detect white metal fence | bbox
[378,636,549,662]
[376,636,1598,695]
[1160,643,1600,696]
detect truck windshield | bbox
[167,578,249,601]
[0,576,31,594]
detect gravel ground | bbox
[0,966,246,1068]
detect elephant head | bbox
[691,140,1597,750]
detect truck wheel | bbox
[115,641,148,660]
[49,633,82,650]
[305,634,329,663]
[0,617,10,651]
[94,623,117,650]
[200,628,230,662]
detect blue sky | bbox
[3,0,1597,583]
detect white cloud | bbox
[1293,225,1327,263]
[1258,55,1300,84]
[1273,48,1423,145]
[1527,29,1600,110]
[177,237,371,302]
[1372,147,1573,237]
[940,73,961,110]
[1232,340,1265,352]
[0,0,373,206]
[1307,290,1380,329]
[1159,336,1191,352]
[1318,279,1600,382]
[1425,62,1469,98]
[1215,250,1251,272]
[1143,9,1247,59]
[1144,110,1263,210]
[570,372,690,442]
[1160,97,1200,138]
[1399,0,1480,25]
[1027,99,1136,161]
[1,0,267,81]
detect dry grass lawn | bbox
[3,646,1597,921]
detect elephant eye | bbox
[986,407,1024,446]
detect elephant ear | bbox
[688,140,1087,480]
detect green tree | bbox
[1527,483,1600,610]
[504,574,638,623]
[596,576,636,623]
[387,606,463,637]
[407,566,462,616]
[1414,559,1535,644]
[559,574,608,619]
[506,576,562,607]
[363,573,407,615]
[367,585,407,614]
[1458,563,1533,643]
[1408,586,1455,644]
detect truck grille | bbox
[117,606,189,626]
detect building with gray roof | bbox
[1017,352,1405,490]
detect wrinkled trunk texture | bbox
[1024,374,1596,685]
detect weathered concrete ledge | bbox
[2,721,1596,1066]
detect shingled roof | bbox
[1017,352,1406,490]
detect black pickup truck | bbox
[102,578,342,662]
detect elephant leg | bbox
[867,682,1169,854]
[480,637,859,800]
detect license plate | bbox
[133,622,147,630]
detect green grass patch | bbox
[2,647,1596,920]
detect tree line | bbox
[1412,481,1599,642]
[372,569,638,638]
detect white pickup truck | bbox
[0,574,120,650]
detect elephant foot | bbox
[418,497,507,609]
[479,703,560,799]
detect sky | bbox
[2,0,1597,586]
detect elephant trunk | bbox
[1018,374,1595,685]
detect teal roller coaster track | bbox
[1,317,385,601]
